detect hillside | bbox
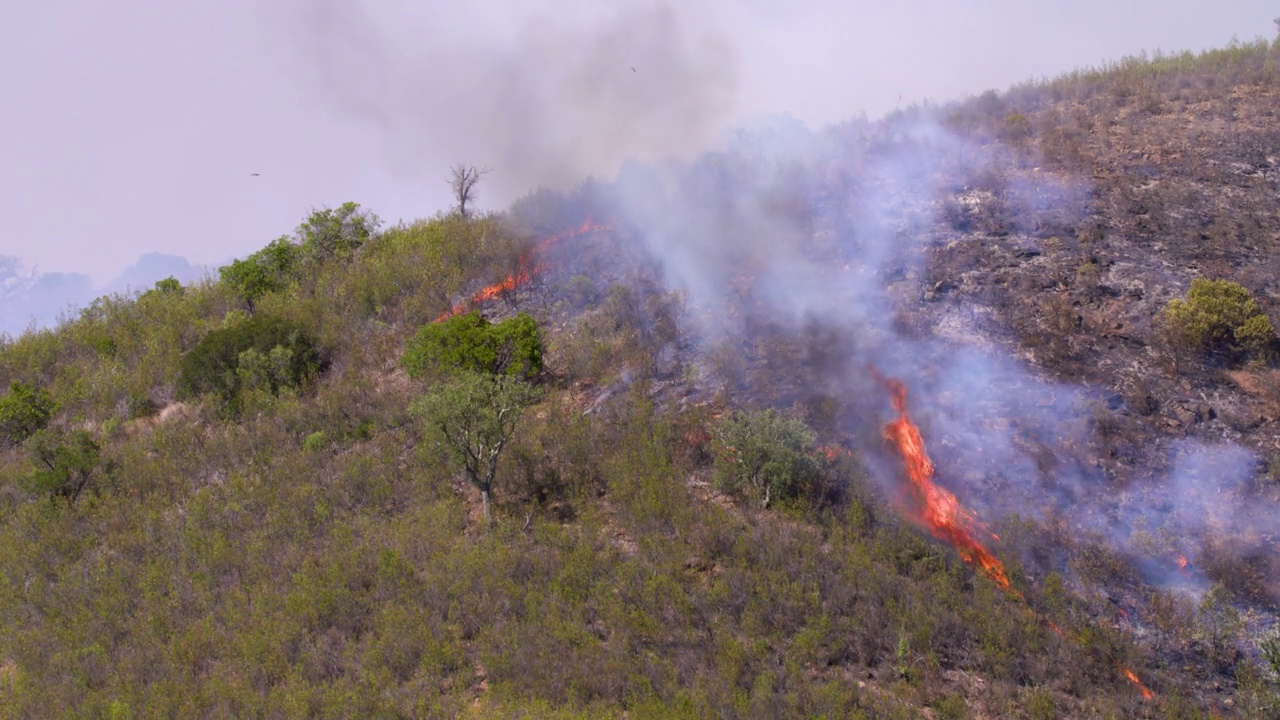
[2,37,1280,718]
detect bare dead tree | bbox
[449,164,491,219]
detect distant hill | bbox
[0,252,211,338]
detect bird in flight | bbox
[250,172,260,177]
[630,66,636,73]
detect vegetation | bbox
[219,237,300,312]
[0,381,55,446]
[22,428,103,503]
[3,33,1280,716]
[711,408,822,509]
[177,314,323,411]
[411,371,545,525]
[402,311,544,380]
[1163,278,1277,365]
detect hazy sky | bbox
[1,1,1274,283]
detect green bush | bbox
[303,431,329,452]
[0,381,56,446]
[711,408,821,509]
[1163,278,1277,365]
[22,428,101,503]
[296,201,380,260]
[177,314,322,408]
[219,237,301,311]
[401,311,543,380]
[144,276,184,298]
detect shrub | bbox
[144,276,184,298]
[1162,278,1277,365]
[296,202,380,261]
[23,429,101,503]
[401,311,543,380]
[711,408,821,509]
[303,431,329,452]
[0,381,56,446]
[219,237,301,312]
[177,315,322,408]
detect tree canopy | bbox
[411,371,544,524]
[401,311,543,380]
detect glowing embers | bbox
[873,371,1011,591]
[434,217,606,322]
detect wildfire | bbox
[871,369,1157,701]
[1122,667,1155,700]
[434,217,606,322]
[874,372,1011,591]
[818,445,853,462]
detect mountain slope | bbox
[2,37,1280,718]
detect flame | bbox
[874,372,1012,591]
[1122,667,1155,700]
[818,445,853,462]
[434,217,606,322]
[868,368,1160,701]
[1177,555,1188,569]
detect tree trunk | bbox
[481,486,492,527]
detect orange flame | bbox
[868,370,1159,701]
[818,445,853,462]
[873,372,1011,591]
[434,217,606,322]
[1122,667,1155,700]
[1177,555,1188,569]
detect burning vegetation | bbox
[873,369,1012,592]
[4,35,1280,720]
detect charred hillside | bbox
[0,37,1279,719]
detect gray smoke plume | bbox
[599,107,1274,605]
[272,0,739,207]
[274,0,1274,607]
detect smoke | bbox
[275,0,1274,606]
[272,0,739,206]
[592,105,1276,605]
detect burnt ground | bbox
[508,53,1280,710]
[443,47,1280,715]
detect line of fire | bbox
[436,218,1161,702]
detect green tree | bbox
[0,381,56,446]
[23,429,100,503]
[401,311,543,380]
[147,276,183,296]
[711,408,821,509]
[1163,278,1277,365]
[219,236,300,312]
[297,201,380,260]
[411,372,544,525]
[177,315,322,409]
